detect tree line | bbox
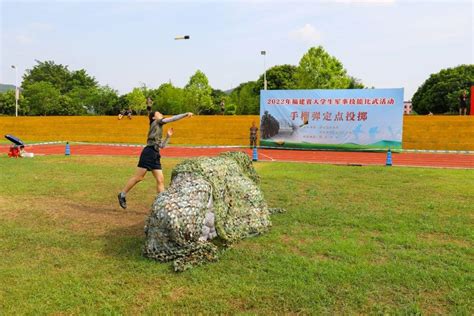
[0,46,363,116]
[411,64,473,114]
[0,47,471,116]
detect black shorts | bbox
[137,146,161,170]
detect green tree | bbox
[95,86,120,115]
[0,90,27,115]
[154,83,185,114]
[0,90,15,115]
[21,60,101,115]
[22,60,71,93]
[224,104,236,115]
[139,83,157,101]
[256,64,297,91]
[23,60,98,93]
[294,46,352,89]
[116,95,129,113]
[412,65,474,114]
[348,76,365,89]
[184,70,214,114]
[230,81,259,115]
[211,89,227,114]
[65,87,97,115]
[23,81,62,115]
[125,88,147,113]
[67,69,98,91]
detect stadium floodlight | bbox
[260,51,267,90]
[11,65,19,117]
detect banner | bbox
[260,89,404,150]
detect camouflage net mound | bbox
[143,151,272,271]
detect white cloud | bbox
[30,22,54,32]
[15,34,33,45]
[10,22,54,46]
[290,24,322,43]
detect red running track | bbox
[1,144,473,169]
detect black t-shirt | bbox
[460,95,467,107]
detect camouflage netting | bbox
[143,151,273,272]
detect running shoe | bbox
[118,193,127,209]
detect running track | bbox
[2,144,473,169]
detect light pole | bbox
[261,51,267,90]
[11,65,19,117]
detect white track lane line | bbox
[258,152,275,161]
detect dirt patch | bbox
[0,195,148,237]
[312,253,330,262]
[279,234,318,245]
[279,234,293,245]
[363,288,449,315]
[369,255,389,265]
[279,234,313,258]
[418,290,449,315]
[62,155,136,167]
[169,287,187,302]
[234,240,264,253]
[418,232,472,248]
[124,277,169,315]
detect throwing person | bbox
[118,111,193,209]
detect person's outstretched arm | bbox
[158,128,174,149]
[161,112,193,124]
[158,135,170,148]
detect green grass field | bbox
[0,155,472,314]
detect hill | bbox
[0,84,16,93]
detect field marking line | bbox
[258,152,275,161]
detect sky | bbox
[1,0,473,100]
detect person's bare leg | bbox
[118,168,147,209]
[122,167,147,194]
[151,169,165,193]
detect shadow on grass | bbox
[57,199,167,268]
[62,200,125,216]
[101,221,147,260]
[101,221,173,273]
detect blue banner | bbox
[260,89,404,150]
